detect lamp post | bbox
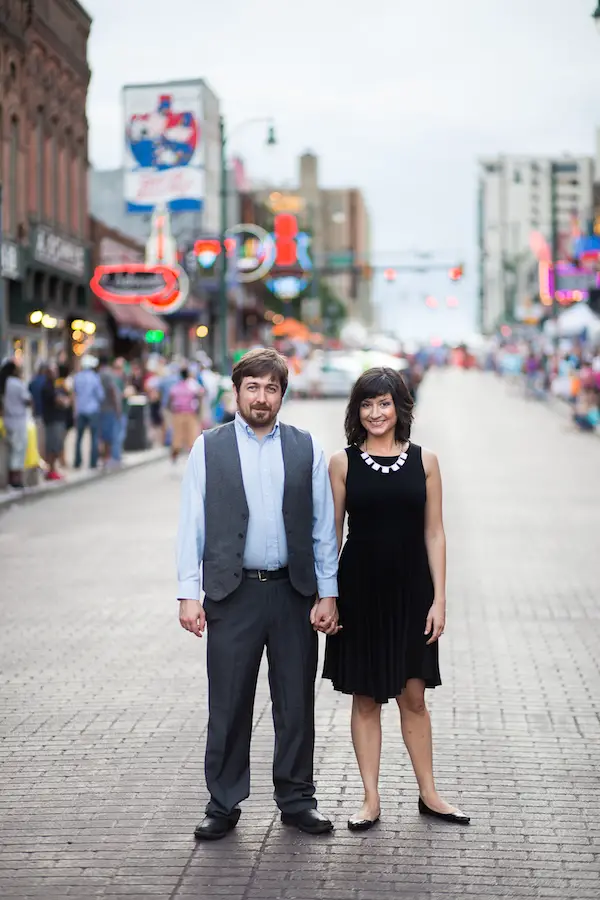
[218,117,276,373]
[593,3,600,32]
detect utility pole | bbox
[218,115,228,375]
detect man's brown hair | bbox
[231,348,289,395]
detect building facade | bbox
[252,152,373,328]
[478,154,594,333]
[0,0,93,373]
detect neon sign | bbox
[224,223,276,283]
[90,264,179,305]
[194,239,221,269]
[538,261,598,305]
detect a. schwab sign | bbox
[32,226,88,280]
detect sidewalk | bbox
[0,426,168,512]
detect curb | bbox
[0,448,169,515]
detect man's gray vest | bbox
[203,421,317,601]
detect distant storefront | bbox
[89,217,169,359]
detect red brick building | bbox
[0,0,92,374]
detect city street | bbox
[1,368,599,900]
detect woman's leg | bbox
[350,694,382,820]
[397,679,461,815]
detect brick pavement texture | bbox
[0,370,599,900]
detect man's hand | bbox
[310,596,341,635]
[179,599,206,638]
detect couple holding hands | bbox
[176,348,469,841]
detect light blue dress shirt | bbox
[73,370,105,416]
[176,412,339,601]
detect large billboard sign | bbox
[123,81,204,213]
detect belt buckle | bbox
[257,570,268,583]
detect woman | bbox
[0,360,32,489]
[323,367,469,830]
[168,367,202,462]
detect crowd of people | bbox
[487,339,600,433]
[0,352,237,491]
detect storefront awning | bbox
[100,299,169,334]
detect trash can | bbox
[124,396,151,452]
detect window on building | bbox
[52,131,60,224]
[37,108,45,219]
[531,162,540,174]
[513,170,522,184]
[9,117,19,236]
[64,130,73,232]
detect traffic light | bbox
[449,265,464,282]
[384,268,397,282]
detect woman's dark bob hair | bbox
[345,366,414,447]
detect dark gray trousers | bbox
[203,576,318,819]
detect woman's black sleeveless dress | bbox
[323,443,441,703]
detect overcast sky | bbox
[84,0,600,341]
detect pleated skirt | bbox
[323,537,441,704]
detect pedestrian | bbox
[29,362,48,460]
[40,362,69,481]
[0,359,32,489]
[97,356,121,467]
[73,356,104,470]
[168,367,202,462]
[111,358,129,462]
[176,347,340,840]
[323,367,470,830]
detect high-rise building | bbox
[477,155,594,333]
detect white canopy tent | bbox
[543,303,600,340]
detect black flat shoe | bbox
[281,808,334,834]
[418,797,470,825]
[194,815,238,840]
[348,815,380,832]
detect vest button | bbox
[238,533,244,539]
[236,552,242,558]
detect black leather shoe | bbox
[348,815,380,832]
[194,815,238,840]
[418,797,470,825]
[281,808,334,834]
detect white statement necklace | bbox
[360,442,409,474]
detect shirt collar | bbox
[235,411,280,439]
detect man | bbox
[73,356,104,469]
[177,348,340,840]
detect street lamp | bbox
[593,3,600,32]
[218,117,276,373]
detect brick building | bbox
[0,0,92,375]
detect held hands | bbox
[425,599,446,645]
[311,596,342,636]
[179,599,206,638]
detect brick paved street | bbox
[1,369,599,900]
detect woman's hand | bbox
[425,600,446,645]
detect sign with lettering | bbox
[90,264,179,305]
[1,241,22,281]
[32,226,87,279]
